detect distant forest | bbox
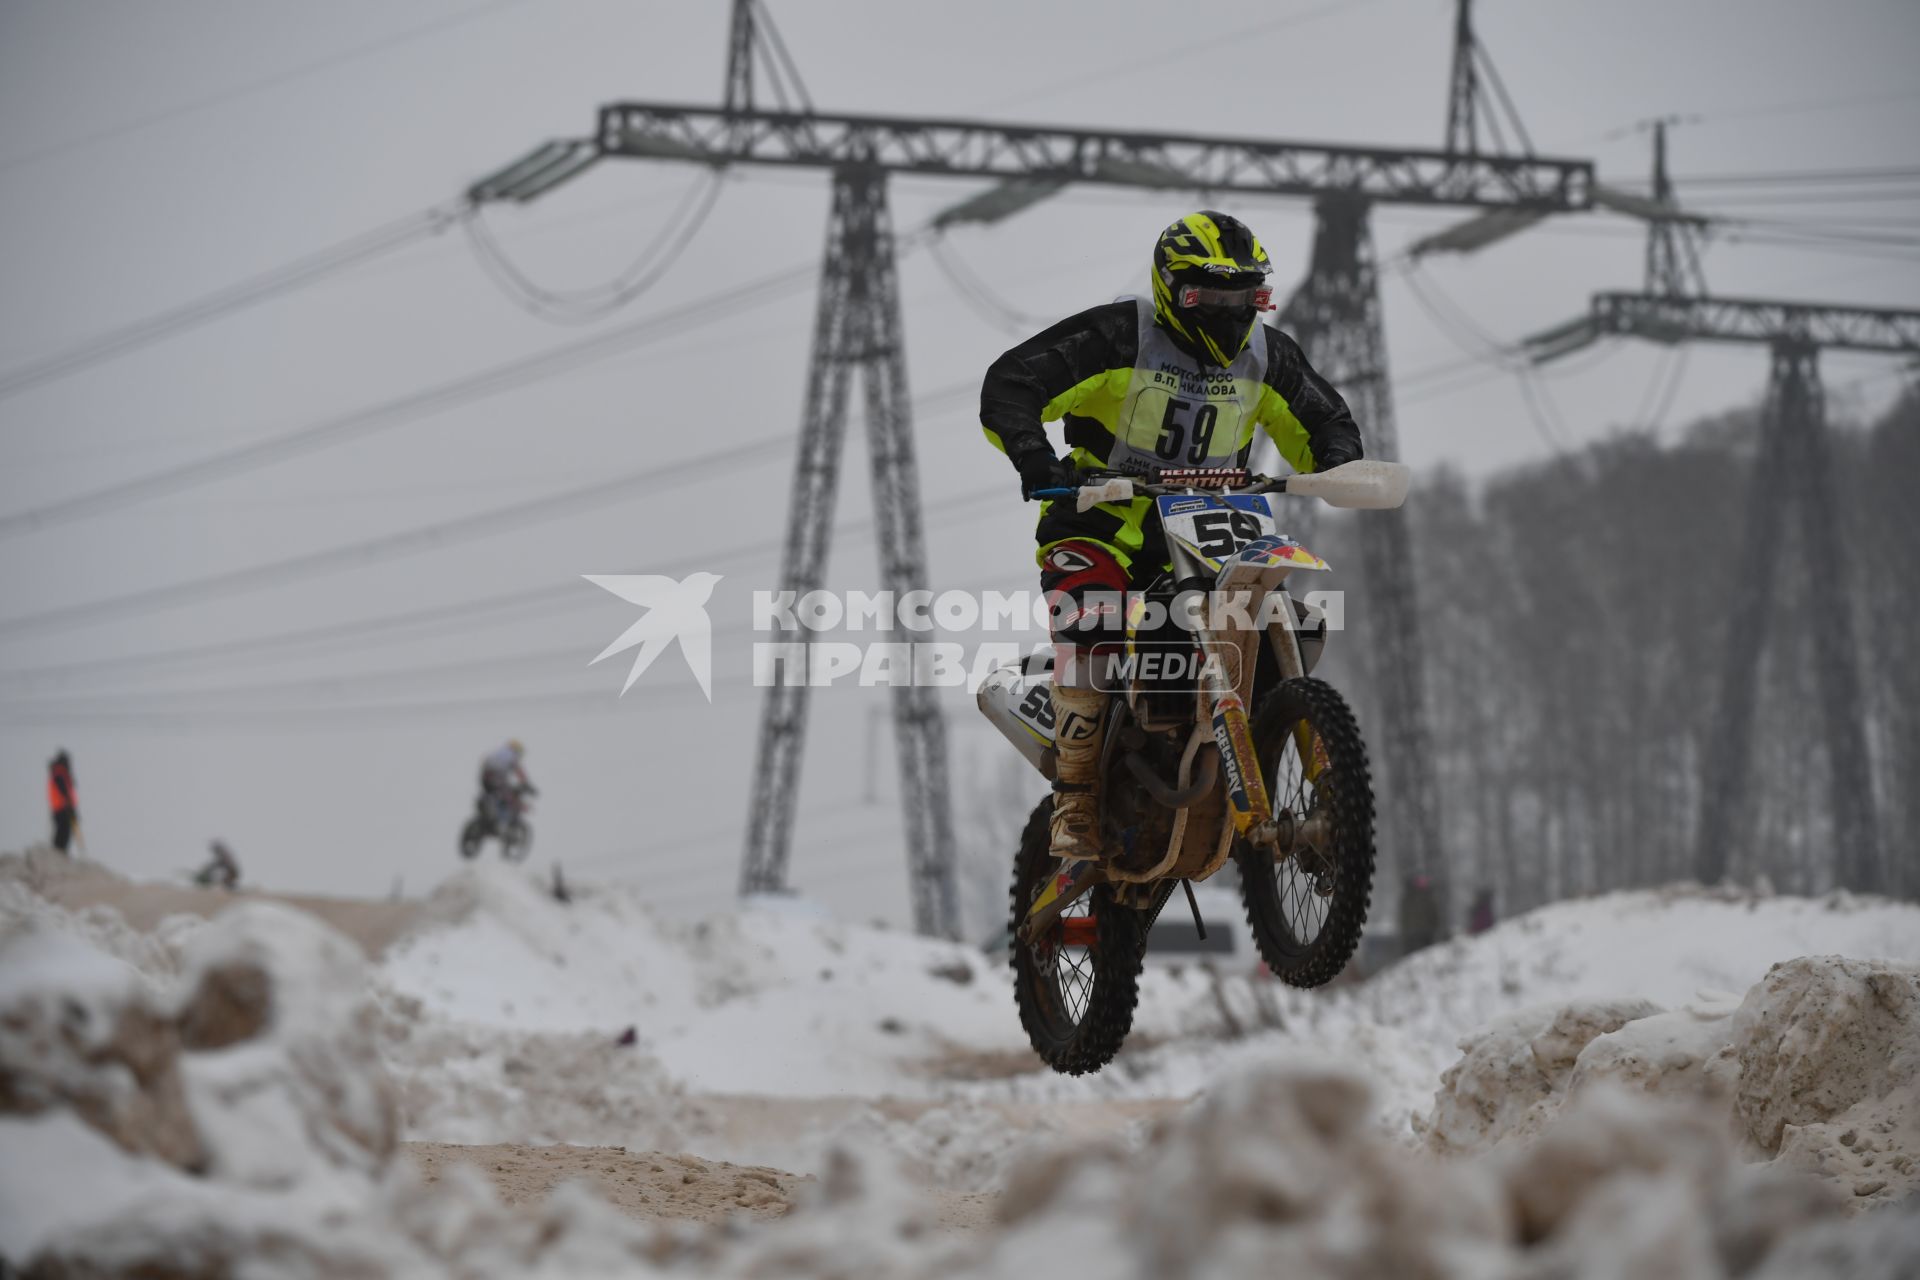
[1317,386,1919,919]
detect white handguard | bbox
[1076,477,1136,512]
[1287,460,1410,510]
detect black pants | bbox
[51,809,75,853]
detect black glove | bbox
[1313,442,1359,471]
[1016,451,1074,501]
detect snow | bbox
[0,1111,186,1259]
[1732,956,1920,1205]
[3,854,1917,1276]
[382,865,1029,1097]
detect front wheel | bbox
[1234,676,1375,987]
[1009,796,1146,1075]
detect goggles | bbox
[1172,279,1275,311]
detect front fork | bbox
[1198,615,1273,836]
[1201,591,1325,847]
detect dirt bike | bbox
[459,785,534,863]
[977,460,1408,1074]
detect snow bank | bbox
[5,862,1915,1276]
[381,865,1026,1097]
[1326,884,1920,1057]
[1733,956,1920,1208]
[1418,954,1920,1213]
[1418,996,1667,1153]
[1,902,396,1269]
[355,869,1920,1191]
[0,890,683,1276]
[687,1065,1873,1280]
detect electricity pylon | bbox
[1279,195,1445,920]
[1527,114,1913,894]
[1275,0,1549,925]
[1529,295,1920,893]
[737,165,961,938]
[470,2,1593,935]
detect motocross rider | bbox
[479,738,534,829]
[979,211,1364,864]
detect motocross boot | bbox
[1048,683,1110,862]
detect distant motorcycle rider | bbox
[479,739,535,830]
[979,211,1364,864]
[196,840,241,891]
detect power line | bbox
[0,177,785,476]
[0,683,712,732]
[1715,220,1920,249]
[0,635,750,718]
[1576,88,1920,144]
[0,436,786,641]
[926,235,1059,335]
[0,414,993,688]
[1514,218,1920,265]
[0,0,538,177]
[1646,345,1692,433]
[0,253,828,540]
[0,204,466,404]
[0,519,1032,715]
[1,621,774,718]
[1398,264,1572,453]
[1700,87,1920,125]
[1641,165,1920,188]
[11,554,1033,710]
[967,0,1382,114]
[464,170,727,323]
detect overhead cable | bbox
[0,435,786,641]
[0,223,940,540]
[465,170,726,323]
[0,0,536,177]
[0,204,466,404]
[0,254,820,539]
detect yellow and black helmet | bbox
[1150,211,1275,366]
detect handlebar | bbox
[1032,459,1410,511]
[1031,466,1289,502]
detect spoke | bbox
[1031,875,1102,1029]
[1264,716,1334,948]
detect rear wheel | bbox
[1234,677,1375,987]
[458,817,485,860]
[500,818,532,864]
[1009,796,1146,1075]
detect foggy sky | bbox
[1,0,1916,927]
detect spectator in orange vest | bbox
[47,749,78,854]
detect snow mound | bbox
[0,865,194,983]
[1734,956,1920,1208]
[0,902,399,1269]
[1419,954,1920,1212]
[600,1065,1871,1280]
[381,864,1032,1096]
[838,1065,1854,1280]
[5,868,1912,1277]
[1335,884,1920,1056]
[1417,996,1666,1153]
